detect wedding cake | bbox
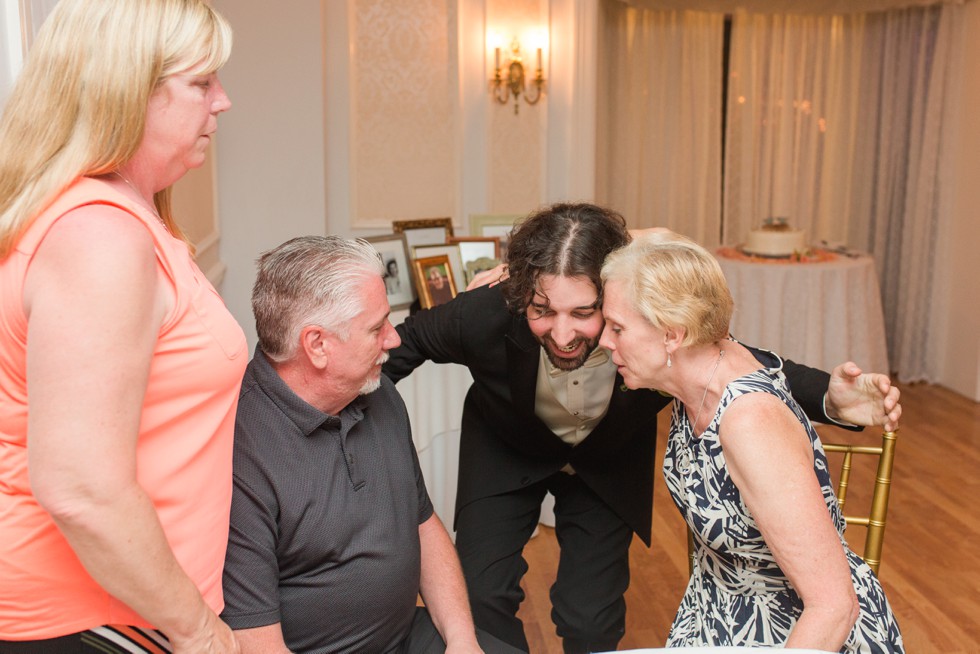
[743,218,806,257]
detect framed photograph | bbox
[464,257,502,286]
[448,236,502,284]
[468,214,523,262]
[365,233,416,311]
[392,218,454,253]
[413,255,458,309]
[413,243,466,292]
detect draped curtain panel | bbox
[596,0,724,246]
[722,11,869,246]
[616,0,961,15]
[599,0,963,381]
[860,5,961,382]
[724,4,961,381]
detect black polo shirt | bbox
[221,351,433,653]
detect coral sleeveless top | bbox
[0,177,248,639]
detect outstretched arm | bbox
[825,362,901,431]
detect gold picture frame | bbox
[392,218,454,253]
[413,254,458,309]
[413,243,466,293]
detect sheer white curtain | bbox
[596,0,724,246]
[722,11,869,245]
[723,4,962,380]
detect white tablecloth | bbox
[715,251,890,374]
[392,356,472,528]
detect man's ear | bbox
[300,325,332,370]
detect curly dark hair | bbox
[502,203,629,315]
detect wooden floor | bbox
[516,382,980,652]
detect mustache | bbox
[376,351,390,366]
[544,335,587,349]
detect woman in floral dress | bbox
[598,231,903,653]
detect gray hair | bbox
[600,230,733,347]
[252,235,385,361]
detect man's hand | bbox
[825,362,901,431]
[465,263,508,291]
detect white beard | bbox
[358,351,390,395]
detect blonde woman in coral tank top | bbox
[0,1,247,651]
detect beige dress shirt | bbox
[534,346,618,473]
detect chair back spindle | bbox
[820,429,898,575]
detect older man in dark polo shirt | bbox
[221,236,519,654]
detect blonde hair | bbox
[0,0,232,258]
[601,230,733,347]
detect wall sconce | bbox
[490,38,545,115]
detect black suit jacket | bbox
[383,284,837,545]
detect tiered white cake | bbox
[743,218,806,257]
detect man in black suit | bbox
[383,203,900,653]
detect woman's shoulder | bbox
[18,177,155,254]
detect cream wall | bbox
[212,0,328,348]
[326,0,555,235]
[934,0,980,400]
[487,0,547,213]
[350,0,459,225]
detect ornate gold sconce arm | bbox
[490,40,546,115]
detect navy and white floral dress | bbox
[663,354,904,653]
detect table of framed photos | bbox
[368,215,520,312]
[715,247,890,374]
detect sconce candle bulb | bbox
[490,38,546,115]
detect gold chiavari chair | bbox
[686,429,899,577]
[822,429,899,576]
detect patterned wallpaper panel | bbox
[353,0,458,224]
[488,0,546,215]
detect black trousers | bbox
[454,472,633,653]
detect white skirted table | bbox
[714,248,890,374]
[392,355,472,529]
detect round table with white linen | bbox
[715,249,890,374]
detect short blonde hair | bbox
[0,0,232,258]
[601,231,733,347]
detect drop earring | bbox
[666,350,672,368]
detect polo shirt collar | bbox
[249,350,368,436]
